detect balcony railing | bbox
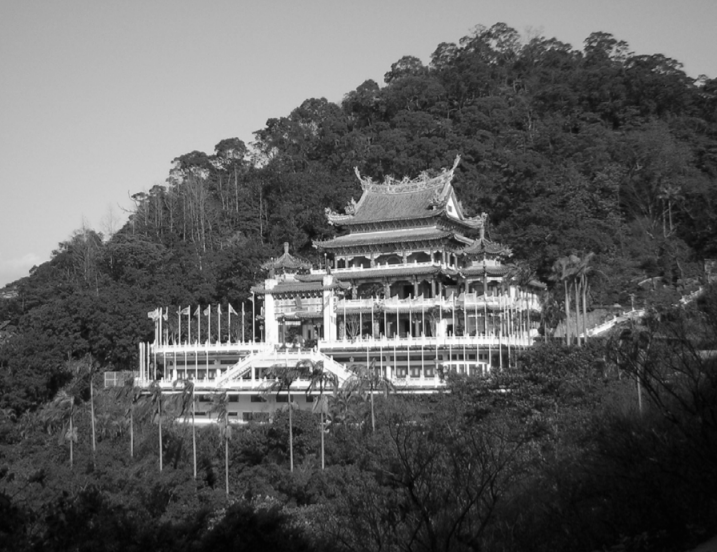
[319,333,536,350]
[336,293,541,312]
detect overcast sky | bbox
[1,0,715,287]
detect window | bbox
[250,395,265,403]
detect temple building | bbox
[136,158,543,422]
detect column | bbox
[323,275,337,342]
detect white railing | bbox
[319,334,535,350]
[585,309,645,337]
[336,293,541,312]
[153,341,272,355]
[326,259,444,274]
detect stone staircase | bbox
[213,348,353,387]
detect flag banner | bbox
[179,306,190,315]
[194,306,201,317]
[228,303,238,316]
[147,308,160,320]
[162,308,168,321]
[203,305,211,316]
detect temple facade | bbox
[136,159,543,422]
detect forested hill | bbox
[2,23,717,414]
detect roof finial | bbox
[452,154,461,172]
[283,242,289,255]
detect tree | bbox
[348,359,395,433]
[147,381,164,472]
[573,252,598,343]
[114,374,142,458]
[208,391,232,496]
[42,389,77,468]
[303,359,338,469]
[551,257,573,344]
[263,363,307,471]
[66,354,98,460]
[173,379,197,479]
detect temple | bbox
[136,158,544,422]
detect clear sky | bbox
[1,0,715,287]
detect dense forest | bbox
[1,23,717,551]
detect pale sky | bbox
[1,0,715,287]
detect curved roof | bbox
[261,242,311,272]
[251,280,349,295]
[315,227,459,250]
[326,156,485,230]
[460,265,511,277]
[461,236,512,258]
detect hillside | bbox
[1,22,717,552]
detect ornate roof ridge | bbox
[462,235,513,258]
[354,155,460,195]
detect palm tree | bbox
[44,390,77,468]
[505,261,538,363]
[173,379,197,479]
[349,359,395,433]
[65,355,98,459]
[208,392,232,496]
[328,383,362,428]
[568,254,582,346]
[551,257,573,345]
[263,363,307,472]
[658,183,683,236]
[573,252,597,343]
[113,374,143,458]
[148,381,164,472]
[303,360,338,470]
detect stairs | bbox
[213,348,353,387]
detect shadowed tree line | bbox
[1,285,717,551]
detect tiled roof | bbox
[279,311,323,320]
[294,273,327,282]
[460,265,511,277]
[315,227,455,249]
[261,242,312,272]
[251,281,349,295]
[461,237,512,257]
[326,157,485,230]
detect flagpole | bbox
[178,307,182,345]
[252,293,256,343]
[217,304,221,344]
